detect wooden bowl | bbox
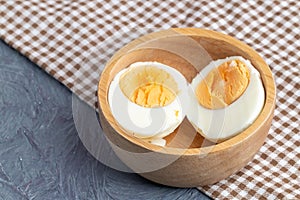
[98,28,276,187]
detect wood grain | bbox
[98,28,276,187]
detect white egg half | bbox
[108,61,188,141]
[187,56,265,142]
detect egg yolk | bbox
[196,59,250,109]
[130,83,175,107]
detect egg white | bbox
[108,61,188,140]
[187,56,265,142]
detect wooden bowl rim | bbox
[98,28,276,156]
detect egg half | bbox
[108,61,188,145]
[187,56,265,142]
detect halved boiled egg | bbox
[187,56,265,142]
[108,61,188,145]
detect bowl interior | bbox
[98,28,275,154]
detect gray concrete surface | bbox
[0,40,211,200]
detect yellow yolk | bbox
[196,59,250,109]
[130,83,176,107]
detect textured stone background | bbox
[0,40,210,199]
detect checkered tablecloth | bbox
[1,1,299,199]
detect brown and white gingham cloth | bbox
[1,1,299,199]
